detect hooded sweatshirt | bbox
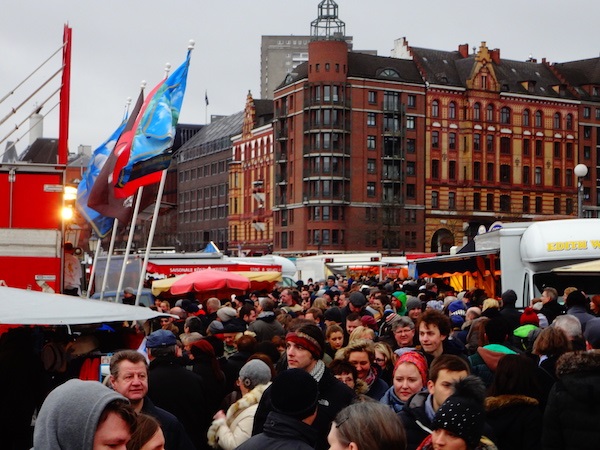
[33,378,128,449]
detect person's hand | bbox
[213,410,226,421]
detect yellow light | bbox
[64,185,77,201]
[62,206,74,221]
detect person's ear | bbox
[348,442,359,450]
[427,379,435,395]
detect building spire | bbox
[310,0,345,41]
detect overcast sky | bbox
[1,0,599,156]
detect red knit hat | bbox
[520,307,539,326]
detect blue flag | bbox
[114,49,192,198]
[76,119,127,237]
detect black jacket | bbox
[252,367,355,450]
[236,411,318,450]
[485,394,542,450]
[397,391,432,450]
[148,355,211,450]
[141,397,195,450]
[499,305,521,332]
[543,351,600,450]
[539,300,566,325]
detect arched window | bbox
[523,109,530,127]
[553,112,561,129]
[432,100,439,117]
[449,101,457,119]
[535,110,543,127]
[486,104,494,122]
[500,107,511,124]
[474,103,481,121]
[566,113,573,130]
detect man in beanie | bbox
[252,323,355,450]
[512,307,540,352]
[565,289,595,332]
[418,375,496,450]
[499,289,521,333]
[340,291,373,327]
[237,369,319,450]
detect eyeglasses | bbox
[374,357,386,363]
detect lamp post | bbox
[574,164,588,218]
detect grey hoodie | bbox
[33,379,128,449]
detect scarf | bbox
[309,359,325,382]
[364,367,377,389]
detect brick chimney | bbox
[458,43,469,58]
[490,48,500,64]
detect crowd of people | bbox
[20,274,600,449]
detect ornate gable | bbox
[466,42,500,92]
[242,90,255,139]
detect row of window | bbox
[431,159,576,187]
[179,161,227,182]
[367,136,416,154]
[431,191,574,215]
[178,206,228,223]
[431,100,578,129]
[367,113,416,129]
[432,132,578,159]
[367,91,417,109]
[179,184,227,203]
[307,229,345,246]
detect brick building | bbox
[272,0,426,255]
[229,92,275,255]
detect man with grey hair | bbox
[248,298,285,342]
[109,349,194,450]
[553,314,586,350]
[146,329,211,449]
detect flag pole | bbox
[100,219,119,300]
[135,169,167,305]
[115,186,144,303]
[85,234,102,299]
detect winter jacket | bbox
[499,305,521,333]
[468,344,517,387]
[207,383,270,450]
[543,350,600,450]
[252,367,355,450]
[365,376,389,401]
[397,391,434,450]
[247,312,285,342]
[566,307,596,332]
[236,411,318,450]
[539,300,566,325]
[485,394,542,450]
[148,355,212,450]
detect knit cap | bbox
[239,359,272,390]
[270,369,319,419]
[448,300,467,327]
[285,323,325,359]
[432,375,486,448]
[394,351,428,385]
[519,307,539,326]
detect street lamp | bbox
[574,163,588,218]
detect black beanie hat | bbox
[270,369,319,420]
[432,375,486,448]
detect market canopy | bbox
[0,286,171,325]
[152,269,251,300]
[412,249,500,278]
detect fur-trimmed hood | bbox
[556,350,600,377]
[554,350,600,405]
[485,394,539,412]
[207,382,271,448]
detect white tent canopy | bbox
[0,286,170,325]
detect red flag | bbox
[112,79,165,199]
[87,90,144,222]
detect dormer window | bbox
[379,68,400,79]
